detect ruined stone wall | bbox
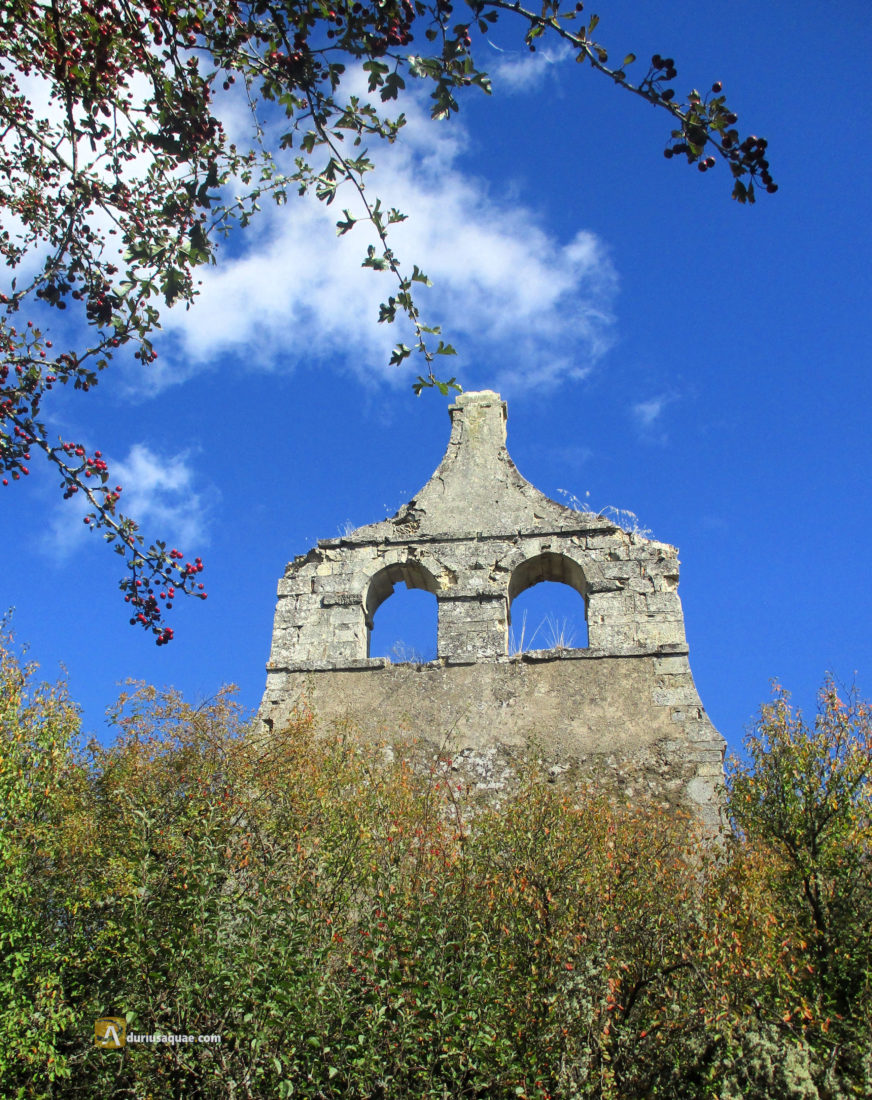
[260,391,725,829]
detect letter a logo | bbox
[95,1017,126,1048]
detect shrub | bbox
[2,639,870,1098]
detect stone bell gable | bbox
[260,390,725,827]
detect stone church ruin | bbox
[260,390,724,827]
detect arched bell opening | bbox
[507,552,589,653]
[365,561,440,663]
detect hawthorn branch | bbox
[488,0,776,199]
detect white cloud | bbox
[631,393,678,443]
[111,444,213,549]
[149,86,617,396]
[487,42,574,92]
[632,395,671,427]
[6,55,616,398]
[43,443,213,559]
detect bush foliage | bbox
[1,634,870,1098]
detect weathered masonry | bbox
[260,390,724,826]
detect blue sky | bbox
[2,0,870,754]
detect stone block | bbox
[645,592,683,615]
[602,560,641,580]
[652,686,704,706]
[653,655,690,674]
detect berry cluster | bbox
[48,441,207,645]
[733,134,776,193]
[651,54,678,82]
[376,0,416,50]
[0,325,45,484]
[652,72,778,200]
[121,549,208,645]
[56,442,115,498]
[0,422,31,485]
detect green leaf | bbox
[362,245,388,271]
[161,267,186,306]
[188,221,210,265]
[336,210,356,236]
[381,73,406,103]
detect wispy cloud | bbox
[9,62,616,398]
[487,42,574,92]
[43,444,214,559]
[149,86,617,396]
[633,393,678,426]
[631,393,678,442]
[111,444,214,548]
[633,396,668,427]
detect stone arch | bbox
[508,550,589,605]
[507,551,590,650]
[364,559,441,648]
